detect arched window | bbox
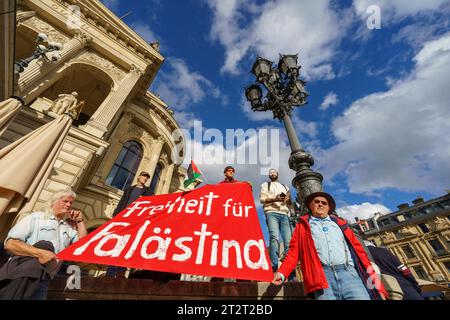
[106,141,143,190]
[149,163,163,194]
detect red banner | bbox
[57,183,273,281]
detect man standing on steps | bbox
[272,191,388,300]
[259,169,295,280]
[106,171,152,278]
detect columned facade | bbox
[17,31,93,100]
[0,0,189,239]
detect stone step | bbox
[48,276,307,300]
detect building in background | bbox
[351,192,450,284]
[0,0,190,239]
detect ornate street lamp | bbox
[14,33,64,75]
[245,54,323,214]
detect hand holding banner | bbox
[57,183,273,282]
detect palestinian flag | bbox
[184,160,202,188]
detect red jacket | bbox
[278,214,388,299]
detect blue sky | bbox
[100,0,450,235]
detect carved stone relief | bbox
[160,150,169,164]
[126,121,153,146]
[399,226,420,237]
[433,216,449,231]
[73,51,126,83]
[22,16,69,44]
[381,232,396,243]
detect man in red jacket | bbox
[272,191,388,300]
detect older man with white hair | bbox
[1,190,87,299]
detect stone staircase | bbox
[48,276,307,300]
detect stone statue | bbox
[50,92,78,115]
[399,226,419,236]
[433,216,448,229]
[150,41,160,51]
[381,232,395,242]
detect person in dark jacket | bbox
[0,241,58,300]
[106,171,152,278]
[112,171,153,217]
[365,242,424,300]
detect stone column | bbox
[17,32,92,96]
[83,65,143,138]
[161,163,175,194]
[147,136,165,182]
[0,0,16,100]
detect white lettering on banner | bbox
[194,223,212,264]
[222,240,243,269]
[172,237,193,261]
[244,240,269,270]
[126,192,220,217]
[210,234,219,266]
[124,220,151,259]
[74,222,130,255]
[123,201,151,217]
[141,227,172,260]
[204,192,219,216]
[223,199,253,218]
[149,205,165,215]
[73,222,269,270]
[185,199,199,213]
[94,233,131,257]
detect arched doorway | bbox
[39,63,114,126]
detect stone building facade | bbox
[351,192,450,284]
[0,0,189,238]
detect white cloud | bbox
[173,111,202,131]
[318,33,450,195]
[291,113,319,139]
[240,95,274,122]
[319,92,339,110]
[153,58,224,110]
[131,22,158,44]
[206,0,351,80]
[337,202,390,223]
[241,94,319,140]
[181,124,292,190]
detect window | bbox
[106,141,143,190]
[418,223,430,233]
[413,266,429,280]
[401,245,416,259]
[443,261,450,273]
[404,212,413,220]
[149,163,163,194]
[440,199,450,209]
[428,239,446,255]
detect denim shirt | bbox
[5,211,79,253]
[309,216,353,267]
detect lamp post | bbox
[14,32,63,75]
[245,54,323,213]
